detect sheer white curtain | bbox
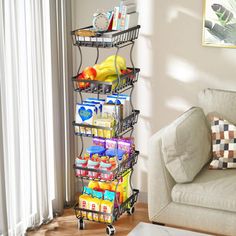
[0,0,73,235]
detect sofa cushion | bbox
[162,107,211,183]
[199,89,236,124]
[172,165,236,213]
[209,115,236,169]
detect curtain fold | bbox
[0,0,73,235]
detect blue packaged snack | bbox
[86,98,105,112]
[86,145,105,156]
[104,190,116,202]
[105,148,125,161]
[92,190,103,199]
[75,103,97,123]
[83,186,93,196]
[83,101,103,113]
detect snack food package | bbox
[93,137,106,147]
[106,95,131,117]
[92,116,115,138]
[120,169,131,202]
[102,103,123,120]
[117,138,134,154]
[75,103,97,134]
[113,93,132,116]
[111,182,124,204]
[75,158,88,177]
[87,197,102,221]
[85,99,105,113]
[100,162,113,181]
[79,194,92,218]
[105,138,118,149]
[100,200,113,223]
[87,159,100,179]
[79,186,93,218]
[83,101,102,114]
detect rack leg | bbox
[106,224,116,235]
[78,217,85,230]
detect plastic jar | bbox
[100,162,113,181]
[75,158,88,177]
[105,148,125,161]
[86,145,105,158]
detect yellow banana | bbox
[103,55,127,70]
[93,55,127,81]
[104,75,118,90]
[95,68,116,81]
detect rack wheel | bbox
[78,218,85,230]
[127,206,135,215]
[106,224,116,235]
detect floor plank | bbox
[27,203,149,236]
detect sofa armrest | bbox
[148,128,175,221]
[148,107,211,221]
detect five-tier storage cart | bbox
[71,25,141,235]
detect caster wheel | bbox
[106,224,116,235]
[78,218,85,230]
[127,206,135,215]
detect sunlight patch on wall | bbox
[167,5,200,23]
[167,56,198,83]
[166,97,192,112]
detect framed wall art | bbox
[202,0,236,48]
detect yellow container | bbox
[100,200,113,223]
[92,116,115,138]
[121,169,131,202]
[79,194,92,218]
[87,197,102,221]
[111,182,124,204]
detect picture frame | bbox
[202,0,236,48]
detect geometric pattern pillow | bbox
[209,116,236,169]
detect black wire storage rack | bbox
[71,25,140,236]
[72,25,140,48]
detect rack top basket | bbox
[71,25,140,48]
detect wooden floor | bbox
[27,203,149,236]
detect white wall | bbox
[135,0,236,202]
[71,0,236,203]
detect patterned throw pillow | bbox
[209,116,236,169]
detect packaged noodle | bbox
[112,169,131,203]
[111,182,124,204]
[100,190,116,223]
[88,190,103,221]
[92,115,115,138]
[121,169,132,202]
[79,187,93,218]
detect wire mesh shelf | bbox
[74,150,139,182]
[72,25,140,48]
[73,110,139,138]
[72,67,140,95]
[74,189,139,224]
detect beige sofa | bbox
[148,89,236,236]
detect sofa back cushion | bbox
[162,107,211,183]
[199,89,236,124]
